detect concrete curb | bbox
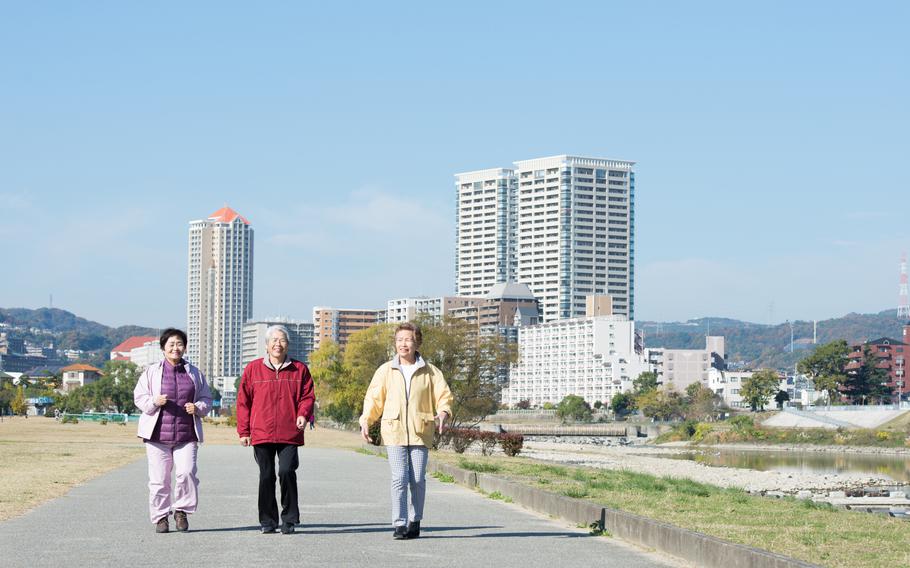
[361,445,819,568]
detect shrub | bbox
[61,415,78,424]
[728,414,754,434]
[499,433,524,456]
[99,418,108,425]
[875,431,890,441]
[692,423,713,442]
[477,431,498,456]
[450,428,476,453]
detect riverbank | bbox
[519,440,898,494]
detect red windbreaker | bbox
[236,358,315,445]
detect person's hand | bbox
[154,395,168,407]
[435,411,449,434]
[185,402,196,415]
[239,437,251,447]
[296,416,307,430]
[359,420,372,443]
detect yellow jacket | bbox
[360,355,453,447]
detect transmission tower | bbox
[898,252,910,320]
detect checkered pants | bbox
[387,445,428,527]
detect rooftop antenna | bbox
[898,252,910,319]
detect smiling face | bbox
[267,331,289,363]
[163,335,186,364]
[395,329,418,363]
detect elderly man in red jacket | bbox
[237,324,315,534]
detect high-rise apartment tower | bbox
[455,155,635,322]
[186,206,254,379]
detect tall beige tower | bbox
[186,206,254,379]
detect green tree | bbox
[610,392,633,417]
[11,386,28,416]
[774,390,790,409]
[843,345,892,404]
[309,339,355,421]
[633,371,658,394]
[797,340,849,407]
[740,369,780,411]
[635,388,684,421]
[556,394,592,423]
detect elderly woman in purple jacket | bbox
[133,328,212,533]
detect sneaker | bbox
[174,510,188,532]
[280,523,295,535]
[261,526,277,534]
[406,521,420,539]
[393,525,408,540]
[156,517,169,534]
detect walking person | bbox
[359,322,453,540]
[134,328,212,533]
[236,325,315,534]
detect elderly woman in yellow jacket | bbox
[360,322,453,540]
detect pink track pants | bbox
[145,441,199,523]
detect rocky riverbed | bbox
[520,439,901,495]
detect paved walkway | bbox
[0,446,682,567]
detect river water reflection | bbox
[664,449,910,483]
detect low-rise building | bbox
[646,336,726,393]
[110,336,158,361]
[844,323,910,402]
[60,363,103,392]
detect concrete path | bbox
[0,446,682,567]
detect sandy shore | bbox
[520,440,899,494]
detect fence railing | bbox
[60,412,138,423]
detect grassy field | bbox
[0,416,361,521]
[432,452,910,568]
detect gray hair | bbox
[265,325,290,344]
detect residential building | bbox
[186,206,254,379]
[453,167,517,297]
[504,315,649,407]
[455,155,635,322]
[449,282,540,341]
[386,296,485,323]
[61,363,103,392]
[844,323,910,401]
[242,319,314,369]
[646,336,725,393]
[110,336,158,360]
[312,307,384,350]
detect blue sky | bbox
[1,1,908,328]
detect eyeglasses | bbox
[268,338,289,345]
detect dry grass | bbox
[0,417,361,521]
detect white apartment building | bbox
[455,156,635,322]
[129,342,164,369]
[242,319,314,369]
[186,206,254,379]
[386,296,485,323]
[504,315,650,407]
[453,168,516,297]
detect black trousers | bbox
[253,443,300,528]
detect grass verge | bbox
[432,451,910,568]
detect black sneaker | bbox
[174,510,189,532]
[406,521,420,539]
[393,525,408,540]
[261,526,277,534]
[156,517,169,534]
[280,523,295,534]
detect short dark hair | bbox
[159,328,188,350]
[394,322,422,347]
